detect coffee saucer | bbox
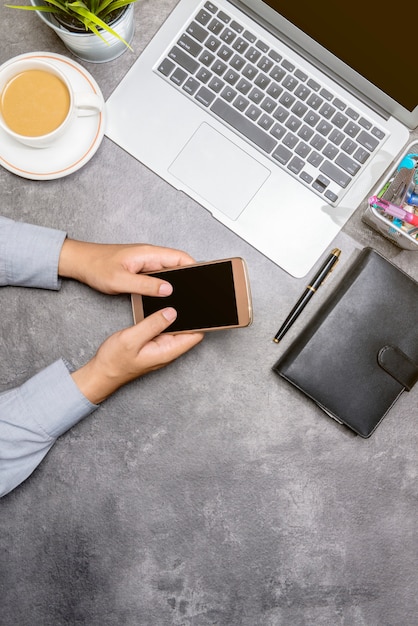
[0,52,105,180]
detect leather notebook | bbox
[273,247,418,437]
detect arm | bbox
[0,218,202,497]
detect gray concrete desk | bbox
[1,3,417,625]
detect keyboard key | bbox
[158,58,175,76]
[295,69,308,81]
[332,112,348,128]
[285,115,302,132]
[353,146,370,164]
[270,123,286,140]
[279,92,296,108]
[254,73,271,90]
[170,67,187,86]
[306,93,323,110]
[270,66,286,82]
[372,127,385,140]
[204,2,217,13]
[186,21,208,43]
[220,28,236,44]
[322,143,338,159]
[335,153,360,176]
[217,11,230,23]
[273,106,289,122]
[224,69,239,85]
[272,144,292,164]
[195,86,216,107]
[288,156,305,174]
[230,20,244,33]
[346,107,359,120]
[283,132,298,149]
[206,35,221,51]
[242,63,258,80]
[258,56,274,72]
[307,78,321,91]
[282,75,298,91]
[357,130,379,152]
[183,77,200,95]
[310,134,326,150]
[307,151,323,167]
[218,44,233,61]
[298,124,314,141]
[195,10,211,26]
[168,47,199,74]
[344,121,360,137]
[341,137,356,154]
[291,101,308,118]
[313,174,330,192]
[220,86,237,102]
[256,40,269,53]
[236,78,251,95]
[329,129,344,145]
[304,111,320,127]
[234,95,249,111]
[319,103,335,119]
[295,141,311,158]
[317,120,332,136]
[320,87,333,100]
[266,82,282,99]
[232,37,249,53]
[249,87,264,104]
[208,76,225,93]
[246,104,262,120]
[212,60,227,75]
[281,59,294,72]
[294,84,310,101]
[178,34,203,57]
[208,18,223,35]
[196,67,212,83]
[258,113,274,130]
[332,98,346,110]
[211,99,277,152]
[243,30,256,43]
[320,160,351,187]
[230,54,246,71]
[261,97,276,113]
[199,50,215,66]
[359,117,372,130]
[245,47,261,63]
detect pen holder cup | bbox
[362,141,418,250]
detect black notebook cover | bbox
[273,248,418,438]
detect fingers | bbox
[117,272,174,297]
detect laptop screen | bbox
[240,0,418,127]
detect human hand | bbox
[71,307,203,404]
[58,239,196,296]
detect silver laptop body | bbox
[106,0,416,277]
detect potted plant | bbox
[6,0,137,62]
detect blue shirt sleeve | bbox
[0,217,98,497]
[0,215,67,289]
[0,359,97,498]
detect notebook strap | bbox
[377,345,418,391]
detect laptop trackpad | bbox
[168,123,270,220]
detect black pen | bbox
[273,248,341,343]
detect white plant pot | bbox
[30,0,135,63]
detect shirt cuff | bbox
[0,216,67,289]
[20,359,99,438]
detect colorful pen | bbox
[369,196,418,227]
[273,248,341,343]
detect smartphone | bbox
[131,257,253,333]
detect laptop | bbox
[105,0,417,277]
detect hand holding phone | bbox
[131,257,253,333]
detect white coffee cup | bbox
[0,58,103,148]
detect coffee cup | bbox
[0,58,103,148]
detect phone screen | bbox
[142,260,239,332]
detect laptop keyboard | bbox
[155,1,387,206]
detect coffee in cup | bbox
[0,58,103,148]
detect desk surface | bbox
[1,3,417,625]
